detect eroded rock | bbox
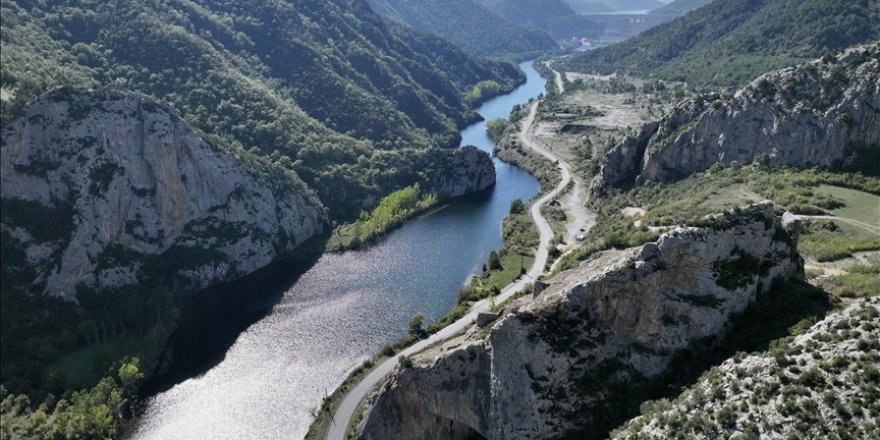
[1,88,325,299]
[356,202,804,440]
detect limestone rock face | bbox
[431,145,496,197]
[1,88,325,299]
[357,202,803,440]
[611,297,880,440]
[592,43,880,193]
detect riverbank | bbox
[129,61,545,440]
[322,66,590,440]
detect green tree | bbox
[486,119,507,142]
[488,251,503,271]
[408,313,426,338]
[509,198,525,215]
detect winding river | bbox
[131,61,546,440]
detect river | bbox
[130,60,546,440]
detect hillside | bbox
[475,0,604,40]
[592,43,880,192]
[563,0,880,87]
[562,0,614,14]
[356,202,809,439]
[594,0,664,11]
[0,0,523,219]
[649,0,713,14]
[367,0,559,58]
[612,297,880,440]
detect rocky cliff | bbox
[592,43,880,193]
[611,297,880,440]
[1,88,325,299]
[432,145,497,197]
[356,202,804,440]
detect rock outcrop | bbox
[357,202,804,440]
[430,145,496,198]
[611,297,880,440]
[592,43,880,194]
[1,88,325,299]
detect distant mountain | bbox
[367,0,559,58]
[591,0,664,11]
[649,0,713,14]
[562,0,614,14]
[1,0,523,219]
[563,0,880,87]
[475,0,604,40]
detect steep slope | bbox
[357,202,805,439]
[594,0,664,11]
[649,0,713,14]
[367,0,559,58]
[476,0,604,40]
[592,43,880,192]
[0,88,324,300]
[0,0,521,218]
[563,0,880,87]
[562,0,614,14]
[612,297,880,440]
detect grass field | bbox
[814,184,880,228]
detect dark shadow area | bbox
[141,239,327,397]
[563,280,835,439]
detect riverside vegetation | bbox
[345,12,877,438]
[0,0,525,437]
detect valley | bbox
[1,1,879,439]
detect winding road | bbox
[326,73,580,440]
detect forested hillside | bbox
[0,0,526,435]
[563,0,880,87]
[367,0,558,58]
[649,0,713,14]
[592,0,663,10]
[561,0,613,14]
[0,0,523,219]
[475,0,604,40]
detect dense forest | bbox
[0,0,524,219]
[475,0,604,40]
[367,0,559,59]
[561,0,613,14]
[649,0,713,15]
[0,0,537,436]
[563,0,880,87]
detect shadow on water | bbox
[139,189,499,397]
[141,242,326,397]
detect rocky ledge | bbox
[433,145,496,197]
[612,297,880,440]
[592,43,879,194]
[1,88,325,299]
[356,202,804,440]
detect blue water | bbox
[131,61,545,440]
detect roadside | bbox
[322,70,593,440]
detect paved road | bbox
[326,100,575,440]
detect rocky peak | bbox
[432,145,496,197]
[1,87,325,299]
[356,202,804,440]
[591,42,880,194]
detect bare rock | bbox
[1,88,325,299]
[592,43,880,194]
[356,202,803,440]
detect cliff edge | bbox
[1,88,325,299]
[592,43,879,194]
[356,202,804,439]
